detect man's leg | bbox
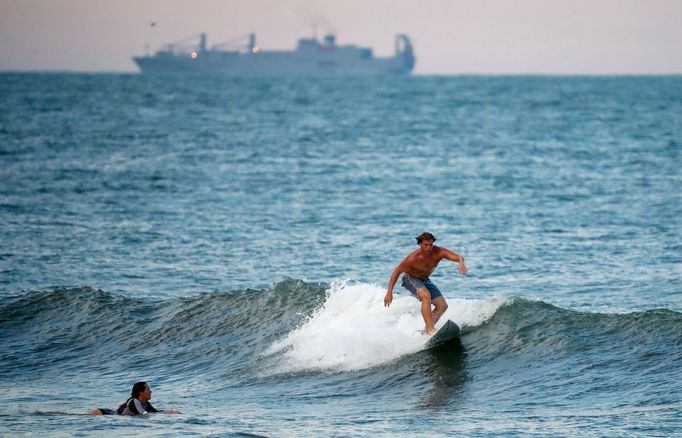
[431,296,448,326]
[417,288,436,334]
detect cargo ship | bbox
[133,32,415,75]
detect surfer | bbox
[384,232,467,335]
[88,381,180,416]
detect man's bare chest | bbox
[412,255,441,270]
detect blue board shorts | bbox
[401,273,443,301]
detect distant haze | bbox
[1,0,681,74]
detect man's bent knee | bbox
[417,288,431,302]
[433,297,448,310]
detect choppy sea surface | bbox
[1,73,681,436]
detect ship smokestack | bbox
[200,33,207,52]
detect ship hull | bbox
[134,53,413,76]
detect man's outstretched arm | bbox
[442,248,468,275]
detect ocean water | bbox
[0,73,681,436]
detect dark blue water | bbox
[1,74,681,436]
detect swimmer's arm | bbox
[133,399,149,415]
[140,401,181,414]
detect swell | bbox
[0,280,326,382]
[467,298,682,356]
[1,286,680,382]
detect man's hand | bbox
[384,291,393,307]
[459,261,468,276]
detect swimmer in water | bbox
[88,381,180,416]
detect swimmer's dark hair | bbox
[130,381,148,399]
[116,381,148,415]
[415,232,436,244]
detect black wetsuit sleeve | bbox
[146,402,159,413]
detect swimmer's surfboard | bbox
[427,320,461,348]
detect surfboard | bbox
[426,319,461,348]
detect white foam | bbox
[264,280,508,373]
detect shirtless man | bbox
[384,232,467,334]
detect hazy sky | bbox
[1,0,681,74]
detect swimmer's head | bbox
[131,381,148,399]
